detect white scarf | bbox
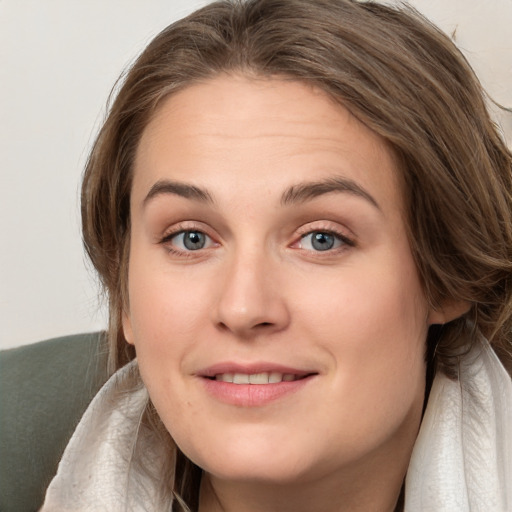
[405,342,512,511]
[42,342,512,511]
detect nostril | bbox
[217,322,230,332]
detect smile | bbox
[199,365,317,407]
[213,372,302,384]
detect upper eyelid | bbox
[295,222,355,243]
[297,225,348,237]
[160,221,214,240]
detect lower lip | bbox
[201,376,315,407]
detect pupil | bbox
[312,232,334,251]
[184,231,205,250]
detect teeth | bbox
[233,373,250,384]
[249,372,269,384]
[214,372,299,384]
[269,371,283,383]
[217,373,233,383]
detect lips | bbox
[200,362,313,376]
[197,363,317,407]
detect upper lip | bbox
[197,362,316,378]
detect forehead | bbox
[132,75,402,215]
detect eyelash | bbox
[159,223,355,257]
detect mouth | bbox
[198,364,318,406]
[208,372,310,384]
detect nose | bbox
[213,249,290,339]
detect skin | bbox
[123,75,455,512]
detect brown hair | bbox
[81,0,512,504]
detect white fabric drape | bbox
[405,341,512,511]
[41,362,172,511]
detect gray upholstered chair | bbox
[0,332,109,512]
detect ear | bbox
[427,300,471,325]
[122,310,135,345]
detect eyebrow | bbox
[143,175,380,210]
[143,179,214,206]
[280,176,380,210]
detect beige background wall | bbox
[1,0,510,349]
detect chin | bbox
[181,431,330,486]
[203,458,314,486]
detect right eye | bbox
[166,230,214,251]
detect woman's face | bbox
[124,75,442,488]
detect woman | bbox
[42,0,512,510]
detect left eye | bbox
[169,230,213,251]
[299,231,345,252]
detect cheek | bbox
[124,250,220,415]
[295,254,428,408]
[127,255,212,346]
[125,273,202,441]
[298,259,428,347]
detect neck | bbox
[198,446,409,512]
